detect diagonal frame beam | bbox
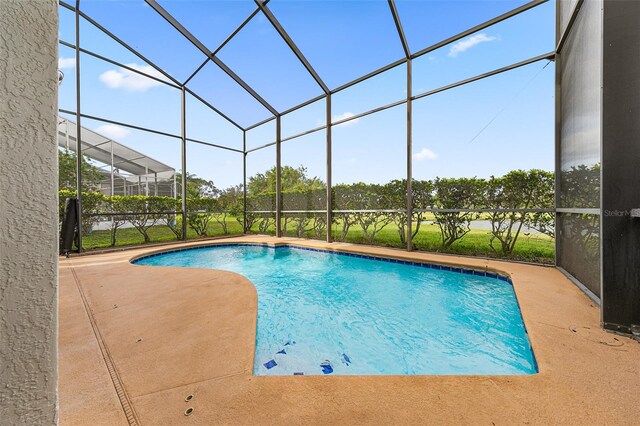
[71,0,549,135]
[144,0,278,117]
[183,87,244,131]
[210,56,278,116]
[254,0,330,94]
[64,0,245,131]
[183,8,262,86]
[64,1,182,87]
[555,0,585,54]
[59,40,181,90]
[411,0,548,59]
[243,0,550,130]
[246,52,555,154]
[387,0,411,59]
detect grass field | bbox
[81,219,244,250]
[82,215,554,264]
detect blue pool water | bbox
[134,244,537,376]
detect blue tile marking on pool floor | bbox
[320,361,333,375]
[342,354,351,366]
[132,243,513,284]
[263,359,277,369]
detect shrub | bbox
[485,170,554,256]
[384,179,434,247]
[432,177,485,249]
[157,197,183,240]
[104,195,129,247]
[187,197,217,237]
[332,184,359,241]
[123,196,167,243]
[246,193,276,235]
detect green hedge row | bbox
[58,191,242,247]
[245,169,555,255]
[60,169,555,255]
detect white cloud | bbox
[413,148,438,161]
[58,57,75,69]
[332,111,360,127]
[96,124,130,140]
[448,33,497,57]
[99,63,166,91]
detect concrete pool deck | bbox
[59,235,640,425]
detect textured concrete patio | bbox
[59,236,640,425]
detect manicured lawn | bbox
[274,219,553,264]
[82,215,554,264]
[81,218,244,250]
[337,224,554,264]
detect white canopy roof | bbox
[57,117,175,177]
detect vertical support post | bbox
[180,86,187,240]
[154,172,158,196]
[110,142,114,230]
[243,131,248,234]
[406,59,413,251]
[74,2,83,252]
[326,94,332,243]
[554,0,562,269]
[110,142,114,197]
[145,165,149,196]
[275,115,282,237]
[65,120,70,150]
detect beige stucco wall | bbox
[0,0,59,424]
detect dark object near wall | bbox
[60,197,78,256]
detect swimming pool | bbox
[133,244,537,376]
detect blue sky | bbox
[58,0,555,190]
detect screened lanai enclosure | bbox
[57,1,639,335]
[58,117,177,197]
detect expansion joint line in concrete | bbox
[69,264,140,426]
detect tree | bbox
[104,195,129,247]
[281,191,316,237]
[226,187,251,231]
[332,184,359,241]
[432,177,485,249]
[58,149,103,192]
[187,197,217,236]
[125,196,166,243]
[486,170,554,256]
[384,179,434,247]
[175,172,219,198]
[348,182,394,244]
[157,197,183,240]
[213,186,243,235]
[248,165,324,195]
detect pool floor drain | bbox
[185,407,194,416]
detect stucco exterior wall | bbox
[0,1,59,424]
